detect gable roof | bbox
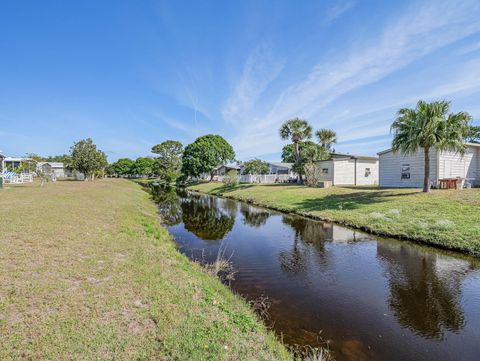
[267,162,293,169]
[45,162,64,168]
[378,142,480,156]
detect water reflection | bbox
[240,203,270,227]
[378,243,467,339]
[151,186,183,225]
[181,193,235,240]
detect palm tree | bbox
[391,100,471,193]
[315,129,337,152]
[279,118,313,182]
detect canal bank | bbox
[156,186,480,361]
[0,179,291,361]
[188,182,480,256]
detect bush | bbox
[304,163,322,187]
[223,170,239,187]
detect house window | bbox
[322,168,329,174]
[365,168,371,177]
[401,164,410,179]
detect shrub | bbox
[223,169,239,187]
[304,163,322,187]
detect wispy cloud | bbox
[221,43,285,124]
[231,0,480,159]
[326,1,356,22]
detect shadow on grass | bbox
[296,190,418,211]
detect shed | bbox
[315,154,379,186]
[42,162,70,178]
[378,143,480,188]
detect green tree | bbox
[315,129,337,151]
[242,158,269,175]
[131,157,155,177]
[391,100,471,192]
[107,158,135,177]
[281,141,328,178]
[279,118,312,182]
[182,135,235,180]
[466,125,480,143]
[68,138,108,181]
[151,140,183,184]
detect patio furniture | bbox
[438,178,462,189]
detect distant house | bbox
[378,143,480,188]
[41,162,70,178]
[214,163,241,176]
[266,162,296,177]
[315,153,379,186]
[0,153,5,172]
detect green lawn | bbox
[189,182,480,256]
[0,179,290,360]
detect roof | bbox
[329,153,378,161]
[267,162,293,169]
[217,163,240,170]
[378,142,480,156]
[4,157,33,162]
[45,162,64,168]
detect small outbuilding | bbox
[41,162,70,178]
[315,153,379,186]
[378,143,480,188]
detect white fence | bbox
[2,172,34,184]
[216,174,293,184]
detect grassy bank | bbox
[189,183,480,256]
[0,180,291,360]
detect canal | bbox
[152,187,480,361]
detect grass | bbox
[0,179,291,360]
[189,182,480,256]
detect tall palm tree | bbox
[315,129,337,152]
[391,100,471,193]
[279,118,312,181]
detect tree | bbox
[281,141,328,178]
[466,125,480,143]
[151,140,183,184]
[131,157,155,177]
[107,158,135,177]
[315,129,337,152]
[279,118,312,182]
[391,100,471,192]
[68,138,108,181]
[182,135,235,179]
[242,158,269,175]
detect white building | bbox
[266,162,296,177]
[315,154,379,186]
[41,162,70,178]
[378,143,480,188]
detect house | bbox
[41,162,70,178]
[266,162,296,177]
[377,143,480,188]
[315,153,379,186]
[214,163,241,176]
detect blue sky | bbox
[1,0,480,162]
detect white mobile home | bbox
[266,162,296,177]
[41,162,70,178]
[378,143,480,188]
[316,154,379,186]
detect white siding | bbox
[379,148,438,188]
[438,146,479,185]
[316,160,334,182]
[333,159,355,185]
[355,159,379,186]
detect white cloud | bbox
[221,43,285,124]
[229,0,480,159]
[326,1,356,22]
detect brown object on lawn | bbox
[438,178,462,189]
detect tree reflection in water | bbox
[378,243,467,339]
[278,216,331,276]
[240,203,271,228]
[180,194,235,240]
[151,186,183,226]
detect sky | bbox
[1,0,480,162]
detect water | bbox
[152,187,480,361]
